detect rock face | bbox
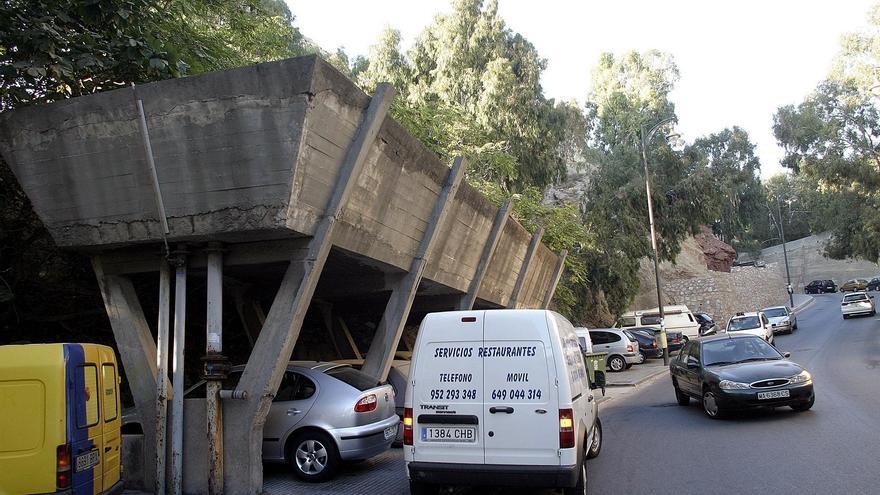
[695,226,737,273]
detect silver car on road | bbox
[841,291,877,319]
[762,306,797,334]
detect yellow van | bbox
[0,344,122,495]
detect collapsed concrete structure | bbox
[0,55,566,493]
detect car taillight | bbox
[57,444,71,489]
[559,409,574,449]
[627,344,633,353]
[652,341,657,348]
[354,394,377,413]
[403,407,414,445]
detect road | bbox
[588,293,880,494]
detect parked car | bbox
[694,312,720,336]
[761,306,797,334]
[617,305,701,342]
[725,312,774,345]
[333,359,410,446]
[804,280,837,294]
[841,291,876,319]
[131,362,398,482]
[867,277,880,291]
[630,326,685,352]
[405,310,603,495]
[589,328,641,372]
[670,334,814,418]
[840,278,869,292]
[624,328,663,362]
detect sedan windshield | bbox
[727,316,760,331]
[703,338,781,366]
[762,308,787,318]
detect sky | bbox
[288,0,876,180]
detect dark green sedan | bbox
[670,334,815,419]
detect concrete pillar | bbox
[170,249,187,495]
[205,243,225,495]
[223,83,396,494]
[508,227,545,308]
[542,249,568,309]
[92,257,165,492]
[458,198,513,310]
[361,157,468,381]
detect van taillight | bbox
[559,409,575,449]
[56,444,71,489]
[403,408,414,445]
[354,394,377,413]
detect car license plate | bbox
[757,390,791,400]
[384,426,396,440]
[75,449,100,472]
[421,426,476,443]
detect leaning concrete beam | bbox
[542,249,568,309]
[361,156,468,381]
[508,227,545,309]
[223,83,395,494]
[92,257,165,492]
[458,198,513,310]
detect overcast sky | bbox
[289,0,876,179]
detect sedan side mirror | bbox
[686,356,699,369]
[783,352,791,359]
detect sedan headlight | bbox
[719,380,750,390]
[789,370,812,384]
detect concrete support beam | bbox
[542,249,568,309]
[361,157,468,381]
[508,227,545,309]
[170,251,187,495]
[458,198,513,310]
[223,83,395,494]
[205,243,224,495]
[92,257,165,492]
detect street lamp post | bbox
[640,117,675,365]
[775,197,795,308]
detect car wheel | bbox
[790,395,815,412]
[607,355,625,372]
[702,388,725,419]
[673,380,690,406]
[290,431,340,482]
[409,480,439,495]
[563,461,587,495]
[843,314,849,320]
[587,417,602,459]
[636,351,646,364]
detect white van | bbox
[617,305,701,341]
[404,310,604,495]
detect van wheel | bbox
[586,417,602,459]
[409,480,439,495]
[563,461,587,495]
[289,431,340,482]
[607,355,625,372]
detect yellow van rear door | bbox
[70,344,104,494]
[100,347,121,491]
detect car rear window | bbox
[325,366,380,391]
[844,294,868,302]
[727,316,760,331]
[641,315,662,325]
[762,308,787,317]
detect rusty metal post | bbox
[170,246,188,495]
[155,261,172,495]
[204,243,227,494]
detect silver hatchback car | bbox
[588,328,641,372]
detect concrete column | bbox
[458,198,513,310]
[362,157,469,382]
[155,261,171,495]
[223,83,396,494]
[170,249,187,495]
[508,227,545,309]
[542,249,568,309]
[205,243,224,495]
[92,257,164,492]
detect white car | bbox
[405,310,603,495]
[841,291,876,319]
[725,312,774,345]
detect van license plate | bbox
[422,426,476,443]
[757,390,790,400]
[75,449,100,472]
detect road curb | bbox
[792,295,815,314]
[596,366,669,405]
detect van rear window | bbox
[325,366,379,391]
[76,364,100,428]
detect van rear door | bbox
[483,311,558,466]
[69,344,104,494]
[99,347,121,491]
[411,312,484,464]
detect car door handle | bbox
[489,406,514,414]
[286,408,301,416]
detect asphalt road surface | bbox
[587,293,880,495]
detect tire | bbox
[563,461,587,495]
[636,351,646,364]
[702,387,725,419]
[586,418,602,459]
[843,314,849,320]
[625,363,633,370]
[289,430,340,482]
[673,380,690,406]
[790,395,815,412]
[409,480,439,495]
[607,355,626,372]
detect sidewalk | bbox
[597,357,670,404]
[791,293,814,314]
